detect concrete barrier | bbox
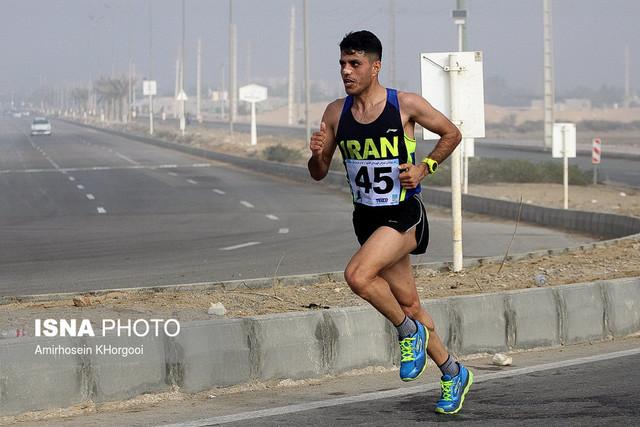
[2,277,639,416]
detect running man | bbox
[307,30,472,414]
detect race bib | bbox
[345,158,401,207]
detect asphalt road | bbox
[0,117,593,295]
[12,338,640,426]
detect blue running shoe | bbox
[399,319,428,381]
[434,363,473,414]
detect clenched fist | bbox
[309,122,327,157]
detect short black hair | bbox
[339,30,382,61]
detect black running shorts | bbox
[352,194,430,255]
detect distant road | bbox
[0,117,592,295]
[153,118,640,187]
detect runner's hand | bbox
[399,163,427,189]
[310,122,327,157]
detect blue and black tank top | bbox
[335,88,420,207]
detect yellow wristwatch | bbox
[421,157,438,174]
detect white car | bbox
[31,117,52,136]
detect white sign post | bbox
[421,51,485,272]
[552,122,577,209]
[239,84,268,146]
[176,90,188,135]
[143,80,157,135]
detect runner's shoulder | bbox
[323,98,347,127]
[397,91,429,112]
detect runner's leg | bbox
[343,226,418,326]
[380,254,449,366]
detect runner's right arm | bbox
[308,100,342,180]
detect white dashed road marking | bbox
[219,242,261,251]
[187,179,198,185]
[266,214,279,220]
[115,152,140,165]
[68,176,76,182]
[77,184,85,190]
[86,194,95,200]
[168,172,178,176]
[97,207,107,214]
[213,189,226,195]
[240,201,254,208]
[278,228,290,234]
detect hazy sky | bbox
[1,0,638,99]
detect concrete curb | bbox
[1,277,639,416]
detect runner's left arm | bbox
[398,93,461,188]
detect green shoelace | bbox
[440,379,454,401]
[399,337,416,362]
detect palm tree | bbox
[94,76,129,122]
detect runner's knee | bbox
[344,264,375,297]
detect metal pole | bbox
[563,125,568,209]
[197,37,202,122]
[389,0,396,88]
[303,0,310,143]
[148,0,154,135]
[543,0,554,150]
[457,0,471,195]
[287,5,296,125]
[250,101,257,146]
[179,0,186,135]
[220,63,226,120]
[229,0,237,137]
[450,52,464,272]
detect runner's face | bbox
[339,51,380,95]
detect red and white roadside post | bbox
[592,138,602,185]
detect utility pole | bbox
[543,0,555,150]
[388,0,396,88]
[624,44,631,108]
[288,4,296,125]
[220,63,226,120]
[246,41,252,85]
[148,0,154,135]
[179,0,186,135]
[456,0,472,195]
[229,0,237,136]
[197,37,202,122]
[303,0,310,143]
[174,55,180,119]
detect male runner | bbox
[307,30,472,414]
